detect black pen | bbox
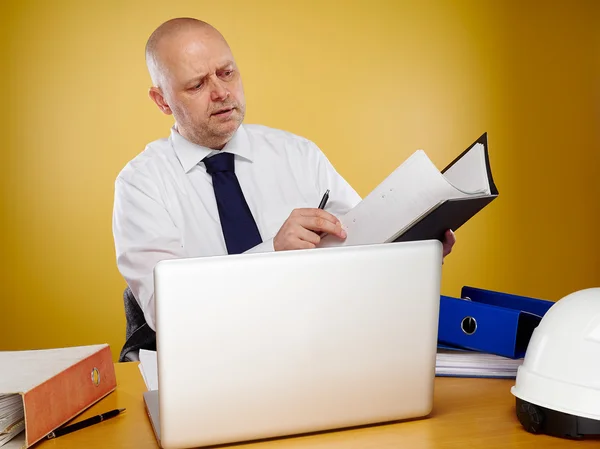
[318,189,330,209]
[46,408,125,439]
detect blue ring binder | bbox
[438,286,555,359]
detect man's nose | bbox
[209,77,229,102]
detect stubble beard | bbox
[176,103,246,150]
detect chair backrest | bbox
[119,286,156,362]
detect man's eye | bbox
[193,82,203,90]
[222,70,233,77]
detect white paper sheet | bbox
[139,350,159,391]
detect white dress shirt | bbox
[113,124,362,330]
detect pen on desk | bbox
[318,189,330,210]
[46,408,126,439]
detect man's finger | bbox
[445,229,456,245]
[442,229,456,257]
[296,226,321,245]
[298,216,346,238]
[296,208,341,225]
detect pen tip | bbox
[118,408,126,412]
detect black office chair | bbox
[119,286,156,362]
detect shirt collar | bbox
[170,124,254,173]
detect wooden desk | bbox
[38,363,597,449]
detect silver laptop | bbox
[144,240,443,449]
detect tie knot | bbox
[203,152,235,174]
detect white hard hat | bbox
[511,287,600,439]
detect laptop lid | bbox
[152,240,442,448]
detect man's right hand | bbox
[273,208,347,251]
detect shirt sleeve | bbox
[244,238,275,254]
[312,142,362,217]
[246,139,361,254]
[112,174,187,331]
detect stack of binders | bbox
[435,286,555,378]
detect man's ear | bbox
[149,87,173,115]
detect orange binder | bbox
[0,344,116,448]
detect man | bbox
[112,18,455,358]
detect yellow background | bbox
[1,0,599,361]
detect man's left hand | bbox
[442,229,456,260]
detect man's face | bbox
[151,28,246,149]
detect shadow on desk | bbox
[191,415,433,449]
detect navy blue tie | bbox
[203,152,262,254]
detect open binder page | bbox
[319,150,488,248]
[442,142,490,193]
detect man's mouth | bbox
[212,107,234,117]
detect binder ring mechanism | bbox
[91,367,101,386]
[461,316,477,335]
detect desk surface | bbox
[38,363,597,449]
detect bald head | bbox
[145,18,230,87]
[145,18,246,149]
